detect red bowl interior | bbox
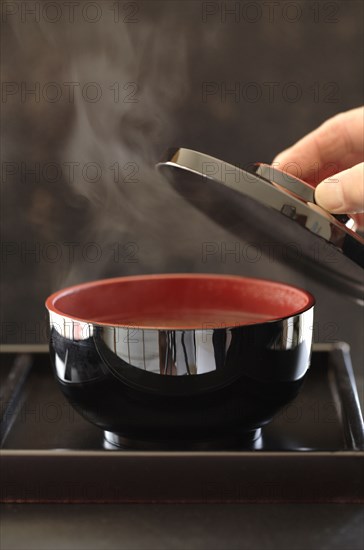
[46,274,314,330]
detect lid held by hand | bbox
[157,148,364,304]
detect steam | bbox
[54,10,192,286]
[1,3,307,302]
[1,2,310,305]
[1,1,228,346]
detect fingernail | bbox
[315,179,344,212]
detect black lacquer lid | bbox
[157,148,364,304]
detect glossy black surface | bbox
[3,345,363,453]
[49,320,311,442]
[1,346,364,506]
[255,163,351,224]
[1,345,363,454]
[158,149,364,301]
[3,346,364,535]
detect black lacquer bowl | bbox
[46,274,315,448]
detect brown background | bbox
[1,0,363,398]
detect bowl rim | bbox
[45,273,315,330]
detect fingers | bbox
[273,106,364,185]
[315,162,364,214]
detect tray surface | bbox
[1,344,363,503]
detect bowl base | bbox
[103,429,263,451]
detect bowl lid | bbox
[157,148,364,304]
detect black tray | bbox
[0,344,363,503]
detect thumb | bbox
[315,163,364,214]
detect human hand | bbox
[273,107,364,216]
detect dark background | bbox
[1,0,363,398]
